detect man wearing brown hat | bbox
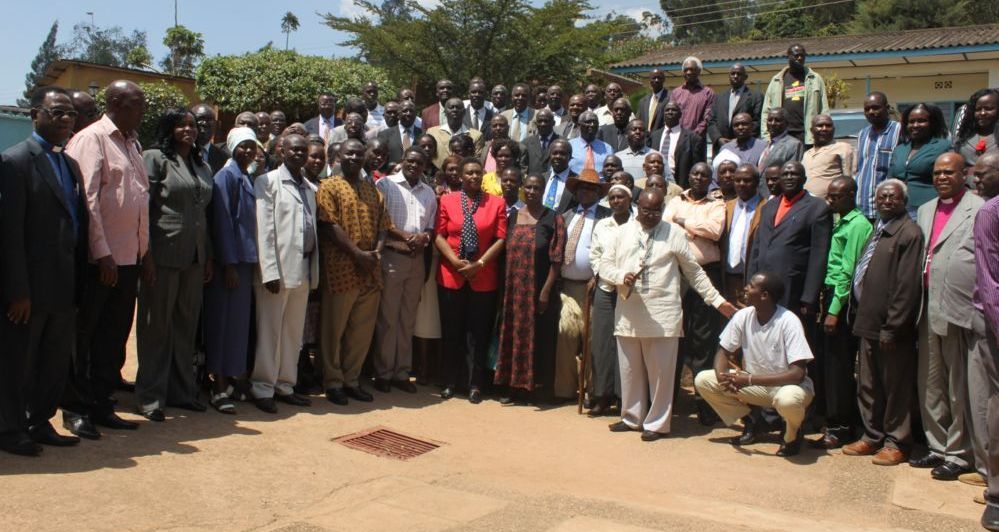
[554,168,612,400]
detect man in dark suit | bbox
[598,98,633,153]
[842,179,923,466]
[637,69,668,134]
[707,63,764,154]
[557,94,587,140]
[0,86,89,455]
[378,100,422,166]
[463,79,494,137]
[650,102,706,188]
[520,109,559,177]
[758,108,804,197]
[304,92,342,142]
[541,139,578,213]
[192,104,228,174]
[747,160,831,318]
[721,164,767,305]
[420,79,455,130]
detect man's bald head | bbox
[932,152,968,201]
[104,80,145,132]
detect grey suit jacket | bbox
[916,191,984,334]
[500,108,537,140]
[757,133,804,196]
[143,149,214,269]
[520,132,560,177]
[377,124,423,165]
[556,120,579,140]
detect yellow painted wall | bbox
[52,64,199,103]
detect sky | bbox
[0,0,657,106]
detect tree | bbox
[195,49,397,121]
[95,81,189,148]
[746,0,850,40]
[160,25,205,77]
[825,74,850,109]
[322,0,634,95]
[849,0,979,33]
[660,0,753,45]
[125,46,154,69]
[20,21,59,107]
[62,23,149,68]
[281,12,300,50]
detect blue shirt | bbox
[568,137,613,177]
[855,121,900,219]
[32,132,79,234]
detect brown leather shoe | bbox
[808,433,842,450]
[841,439,880,456]
[872,447,906,466]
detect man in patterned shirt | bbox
[316,139,393,406]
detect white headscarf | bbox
[711,149,742,190]
[226,126,261,154]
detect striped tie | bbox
[852,226,883,301]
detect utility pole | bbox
[86,11,94,27]
[174,0,178,27]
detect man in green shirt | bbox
[811,176,873,449]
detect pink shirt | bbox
[66,115,149,265]
[925,190,962,286]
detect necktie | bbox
[544,172,559,208]
[564,208,588,264]
[511,113,522,142]
[471,110,479,130]
[758,141,774,172]
[852,227,883,301]
[584,143,595,170]
[659,129,671,161]
[401,127,411,149]
[648,93,659,131]
[541,135,549,154]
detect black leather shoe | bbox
[138,408,166,422]
[275,393,311,407]
[777,436,803,457]
[63,415,101,440]
[29,423,80,447]
[983,504,999,531]
[608,421,638,432]
[0,433,42,457]
[931,461,971,481]
[373,378,392,393]
[469,388,483,404]
[641,430,667,442]
[731,418,757,447]
[253,398,278,414]
[169,401,207,412]
[117,379,136,393]
[808,433,843,450]
[325,388,349,406]
[344,386,373,402]
[92,412,139,430]
[909,453,945,469]
[392,380,418,393]
[441,387,455,400]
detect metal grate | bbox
[333,427,441,460]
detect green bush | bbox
[195,49,397,121]
[96,80,190,148]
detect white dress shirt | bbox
[562,205,597,281]
[543,167,570,210]
[660,125,682,174]
[318,115,337,141]
[726,195,760,273]
[465,105,488,130]
[366,104,387,132]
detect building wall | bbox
[52,64,198,103]
[0,113,33,152]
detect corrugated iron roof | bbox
[612,23,999,69]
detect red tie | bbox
[584,143,595,170]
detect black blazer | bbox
[519,132,560,177]
[648,127,706,188]
[207,142,228,175]
[377,124,423,166]
[637,90,669,132]
[0,136,88,312]
[304,114,342,136]
[546,169,579,213]
[706,87,763,150]
[746,192,831,310]
[597,123,629,153]
[463,106,495,138]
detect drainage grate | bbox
[333,426,441,460]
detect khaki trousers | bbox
[555,279,588,398]
[694,370,814,443]
[251,282,310,399]
[375,251,424,381]
[321,285,380,390]
[618,336,678,434]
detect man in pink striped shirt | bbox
[61,80,148,438]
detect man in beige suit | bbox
[427,97,484,171]
[252,134,319,413]
[912,152,983,479]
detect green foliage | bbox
[281,12,301,50]
[660,0,753,45]
[61,23,149,68]
[95,81,189,148]
[322,0,634,94]
[849,0,984,33]
[160,25,205,77]
[125,46,153,69]
[20,21,59,107]
[195,49,397,121]
[824,74,850,109]
[747,0,848,40]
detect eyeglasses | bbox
[36,107,79,120]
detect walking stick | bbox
[577,281,594,415]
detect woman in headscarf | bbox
[203,127,262,414]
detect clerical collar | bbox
[32,131,64,153]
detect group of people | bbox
[2,41,999,531]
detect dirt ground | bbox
[0,341,987,532]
